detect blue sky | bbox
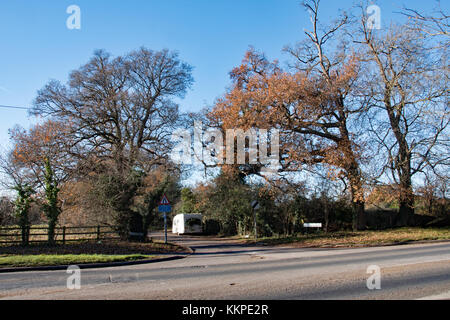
[0,0,306,134]
[0,0,446,189]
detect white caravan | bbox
[172,214,203,234]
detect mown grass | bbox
[248,227,450,248]
[0,254,156,268]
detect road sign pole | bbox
[158,194,171,244]
[253,208,257,242]
[164,213,167,244]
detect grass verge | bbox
[247,227,450,248]
[0,254,156,268]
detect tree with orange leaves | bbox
[9,120,77,188]
[9,120,78,244]
[208,1,367,230]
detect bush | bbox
[203,219,221,235]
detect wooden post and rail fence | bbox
[0,225,120,245]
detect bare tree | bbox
[31,48,193,237]
[401,2,449,39]
[357,9,449,225]
[32,48,193,176]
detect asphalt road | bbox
[1,233,449,300]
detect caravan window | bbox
[186,218,201,227]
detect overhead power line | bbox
[0,105,31,110]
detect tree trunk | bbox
[337,106,366,232]
[397,185,414,226]
[346,159,366,231]
[396,163,414,227]
[21,225,29,246]
[385,97,414,227]
[48,220,56,245]
[352,200,366,231]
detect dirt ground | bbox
[0,240,190,256]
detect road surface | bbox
[1,233,449,299]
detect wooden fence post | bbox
[97,225,101,241]
[62,226,66,245]
[26,226,31,245]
